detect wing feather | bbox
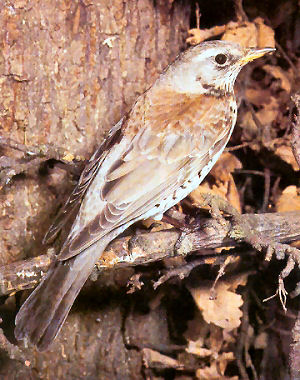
[57,129,225,261]
[43,119,124,244]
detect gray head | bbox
[160,40,275,95]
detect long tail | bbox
[15,237,111,351]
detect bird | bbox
[14,40,275,351]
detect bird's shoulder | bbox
[123,87,235,141]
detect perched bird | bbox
[15,41,274,351]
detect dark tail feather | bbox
[15,242,107,351]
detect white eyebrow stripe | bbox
[192,48,223,62]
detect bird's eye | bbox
[215,54,227,65]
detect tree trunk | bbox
[0,1,191,378]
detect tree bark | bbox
[1,211,299,296]
[0,1,191,379]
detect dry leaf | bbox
[254,17,276,48]
[196,354,238,380]
[263,65,292,93]
[245,88,274,107]
[211,152,242,181]
[222,21,258,47]
[208,325,224,353]
[276,186,300,212]
[187,18,275,49]
[241,96,279,141]
[222,18,275,48]
[142,348,183,370]
[189,274,248,330]
[275,144,299,171]
[255,96,279,126]
[187,25,226,45]
[141,218,173,231]
[196,363,222,380]
[239,110,259,141]
[186,341,212,357]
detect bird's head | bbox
[161,40,275,96]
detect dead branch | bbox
[0,137,85,188]
[291,93,300,169]
[0,211,299,297]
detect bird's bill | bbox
[240,47,276,65]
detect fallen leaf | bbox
[254,17,276,48]
[276,186,300,212]
[222,21,258,47]
[187,25,226,45]
[187,18,275,49]
[222,18,275,48]
[211,152,242,181]
[240,96,279,141]
[196,354,238,380]
[245,88,274,107]
[275,144,299,171]
[255,96,279,126]
[142,348,184,370]
[186,341,212,357]
[188,274,248,330]
[184,310,209,342]
[263,65,292,93]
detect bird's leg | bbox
[166,193,232,256]
[199,193,232,226]
[162,208,204,232]
[162,211,190,256]
[162,210,204,256]
[201,193,300,309]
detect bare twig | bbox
[0,137,83,188]
[0,157,46,187]
[234,169,265,177]
[0,136,67,160]
[226,141,253,152]
[261,168,271,213]
[234,0,248,22]
[291,94,300,169]
[195,2,200,29]
[275,41,298,77]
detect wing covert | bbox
[43,119,124,244]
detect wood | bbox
[1,211,299,296]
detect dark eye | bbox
[215,54,227,65]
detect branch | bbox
[0,211,299,296]
[291,94,300,169]
[0,137,85,188]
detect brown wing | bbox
[43,120,124,244]
[57,127,230,261]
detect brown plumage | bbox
[15,41,274,350]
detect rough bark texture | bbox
[0,0,190,266]
[0,1,191,378]
[1,0,300,379]
[1,211,299,297]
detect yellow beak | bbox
[240,47,276,65]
